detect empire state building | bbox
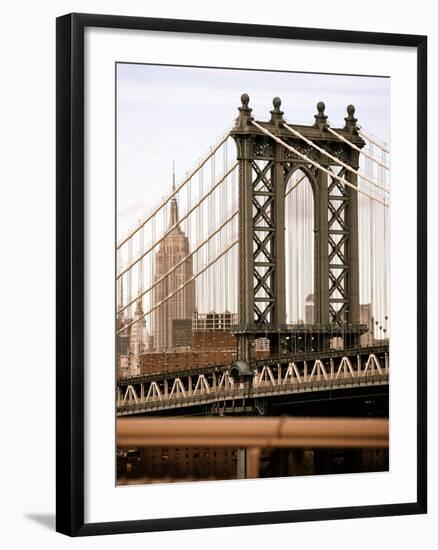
[153,185,196,351]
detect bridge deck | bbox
[118,371,388,415]
[117,347,389,415]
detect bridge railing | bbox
[117,417,388,478]
[117,369,389,414]
[117,342,389,385]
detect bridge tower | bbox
[230,94,366,362]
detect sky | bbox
[116,63,390,237]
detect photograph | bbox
[115,63,391,485]
[0,2,429,545]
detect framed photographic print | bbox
[56,13,427,536]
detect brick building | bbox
[140,327,269,375]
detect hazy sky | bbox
[116,63,390,236]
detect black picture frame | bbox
[56,12,427,537]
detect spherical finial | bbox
[314,101,328,128]
[241,93,250,107]
[237,93,252,122]
[273,97,281,110]
[269,96,284,124]
[344,104,357,130]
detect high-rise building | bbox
[129,299,149,375]
[116,294,150,379]
[153,184,196,351]
[116,314,131,379]
[192,311,238,332]
[172,319,192,349]
[360,303,374,346]
[305,293,314,324]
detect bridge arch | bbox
[284,167,315,325]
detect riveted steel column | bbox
[231,94,256,362]
[315,169,330,325]
[238,137,255,361]
[270,141,287,355]
[313,101,330,328]
[344,106,360,328]
[346,163,360,325]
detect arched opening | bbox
[284,166,315,326]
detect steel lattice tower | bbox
[230,95,365,362]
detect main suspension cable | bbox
[326,126,390,170]
[251,120,388,208]
[283,122,389,194]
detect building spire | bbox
[134,297,144,317]
[169,161,180,229]
[119,277,125,316]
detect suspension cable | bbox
[117,162,238,279]
[283,123,389,194]
[251,121,388,208]
[285,172,307,197]
[326,127,390,170]
[118,240,238,335]
[117,127,232,249]
[358,128,390,154]
[119,210,238,314]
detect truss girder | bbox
[116,349,389,414]
[251,160,277,325]
[327,169,352,325]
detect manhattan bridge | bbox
[116,95,390,419]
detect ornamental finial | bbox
[344,104,358,131]
[314,101,328,129]
[270,96,284,126]
[235,93,253,130]
[239,93,251,113]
